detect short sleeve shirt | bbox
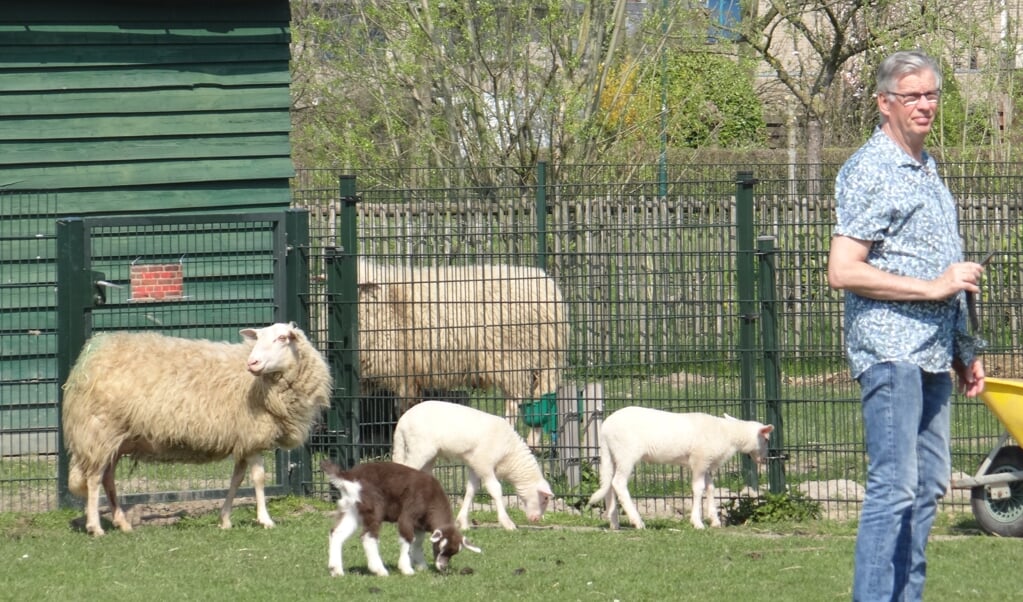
[834,127,968,378]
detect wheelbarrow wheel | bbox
[970,445,1023,537]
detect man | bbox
[827,50,986,601]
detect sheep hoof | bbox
[219,519,233,530]
[328,566,344,577]
[87,526,105,537]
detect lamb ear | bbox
[430,528,444,543]
[760,425,775,438]
[239,328,258,341]
[462,539,482,554]
[724,413,737,421]
[539,480,554,497]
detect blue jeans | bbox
[853,362,952,602]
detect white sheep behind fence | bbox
[392,400,554,531]
[587,406,774,530]
[357,260,568,435]
[61,322,332,536]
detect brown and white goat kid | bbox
[587,407,774,530]
[321,460,481,576]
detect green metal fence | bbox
[4,162,1023,525]
[294,163,1023,521]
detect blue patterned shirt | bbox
[834,127,978,378]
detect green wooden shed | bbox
[1,0,294,212]
[0,0,295,459]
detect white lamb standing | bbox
[392,400,554,531]
[61,322,332,536]
[357,260,568,444]
[587,406,774,530]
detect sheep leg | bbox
[610,461,644,529]
[409,530,428,571]
[504,398,519,429]
[327,510,359,576]
[247,454,275,528]
[397,536,416,575]
[455,471,481,531]
[221,456,249,529]
[361,532,390,576]
[481,471,517,531]
[690,470,707,529]
[103,458,132,533]
[84,470,106,536]
[704,478,721,528]
[604,485,619,531]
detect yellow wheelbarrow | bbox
[951,377,1023,536]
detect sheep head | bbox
[524,479,555,523]
[430,527,481,571]
[242,322,301,376]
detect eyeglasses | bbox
[886,90,941,107]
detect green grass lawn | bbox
[2,497,1021,602]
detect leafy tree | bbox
[734,1,974,179]
[600,51,766,151]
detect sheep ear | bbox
[239,328,257,341]
[430,529,444,543]
[723,413,737,421]
[462,539,482,554]
[760,424,775,438]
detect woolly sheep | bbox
[321,459,481,576]
[356,260,567,437]
[62,322,332,536]
[587,407,773,530]
[392,400,554,531]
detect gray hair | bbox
[875,50,943,95]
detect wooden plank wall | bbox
[0,0,293,455]
[0,0,294,214]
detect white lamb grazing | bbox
[392,400,554,531]
[587,406,773,530]
[61,322,332,536]
[321,460,481,576]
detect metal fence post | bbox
[325,175,361,469]
[535,160,548,270]
[284,208,312,494]
[55,218,91,508]
[757,235,786,494]
[735,171,759,488]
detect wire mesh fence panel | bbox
[296,164,1023,523]
[6,163,1023,523]
[0,191,60,511]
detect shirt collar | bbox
[871,126,933,171]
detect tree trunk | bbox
[805,114,824,198]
